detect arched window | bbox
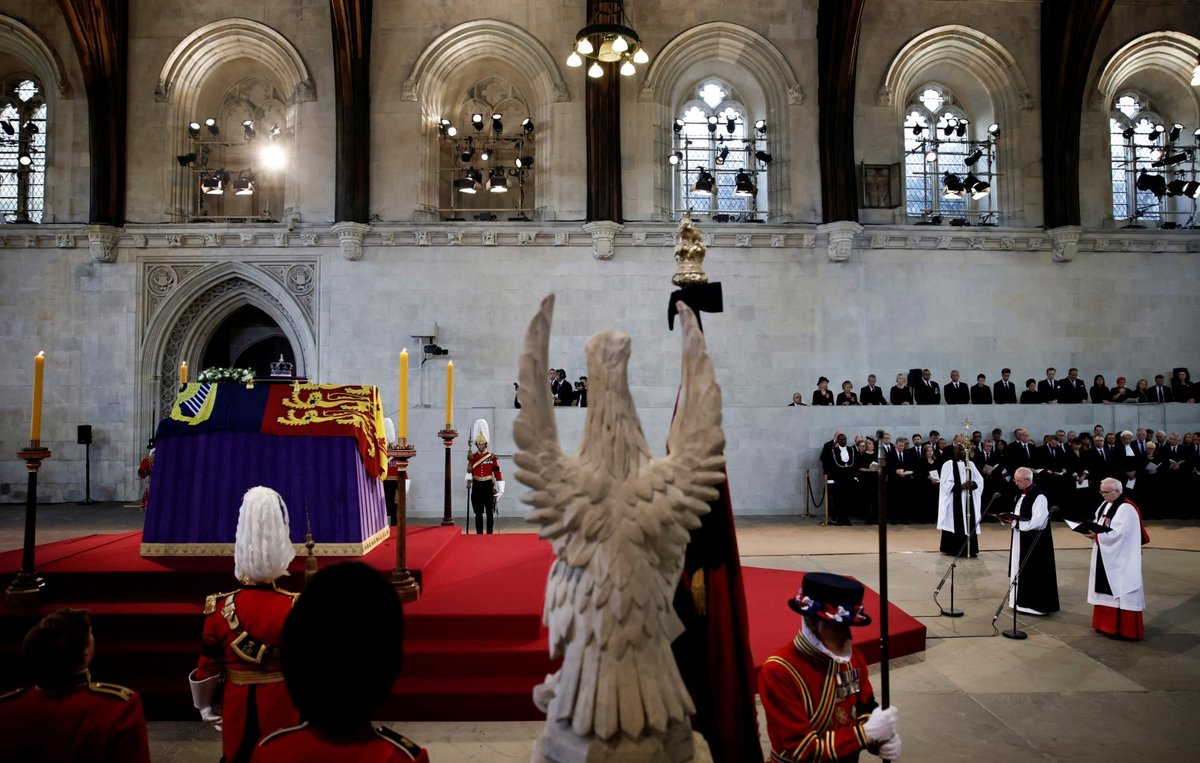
[1108,92,1196,225]
[902,85,997,224]
[437,78,536,221]
[669,79,769,221]
[0,75,47,223]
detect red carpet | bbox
[0,532,924,721]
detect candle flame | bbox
[37,350,44,357]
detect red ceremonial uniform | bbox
[468,449,502,482]
[0,672,151,763]
[196,585,301,763]
[251,722,430,763]
[757,633,877,763]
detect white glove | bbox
[878,733,901,759]
[863,706,898,744]
[199,705,222,731]
[465,472,472,485]
[495,480,505,499]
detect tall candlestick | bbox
[445,361,454,427]
[30,351,45,445]
[398,349,408,441]
[179,361,188,385]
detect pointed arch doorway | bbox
[201,305,295,377]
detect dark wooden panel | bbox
[816,0,865,223]
[330,0,373,223]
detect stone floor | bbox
[2,503,1197,762]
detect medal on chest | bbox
[834,666,861,699]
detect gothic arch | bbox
[878,25,1033,116]
[138,261,317,434]
[1090,31,1200,114]
[155,18,315,220]
[639,22,800,221]
[0,14,70,97]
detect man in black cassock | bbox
[1003,467,1060,615]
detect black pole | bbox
[876,442,890,707]
[80,441,96,505]
[6,449,51,606]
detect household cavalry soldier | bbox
[466,418,505,534]
[190,486,301,763]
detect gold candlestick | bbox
[388,442,419,602]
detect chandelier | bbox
[566,1,650,79]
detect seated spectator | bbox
[890,373,913,405]
[788,392,806,407]
[252,562,428,762]
[1090,375,1110,404]
[1132,378,1151,403]
[836,380,860,406]
[860,374,887,405]
[0,608,150,763]
[1019,378,1039,404]
[971,374,993,404]
[1171,368,1195,403]
[812,377,834,406]
[1148,375,1172,404]
[1110,377,1133,403]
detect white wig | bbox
[234,486,295,584]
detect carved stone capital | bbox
[582,221,623,261]
[817,221,863,262]
[332,222,370,261]
[1048,225,1083,263]
[86,224,119,263]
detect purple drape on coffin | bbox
[142,431,386,548]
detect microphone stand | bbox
[993,507,1057,639]
[933,532,971,617]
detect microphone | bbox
[1049,505,1061,514]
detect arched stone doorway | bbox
[200,304,296,377]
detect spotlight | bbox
[242,119,255,140]
[18,153,31,166]
[1122,126,1136,140]
[522,118,534,134]
[715,146,729,165]
[202,171,227,194]
[446,125,457,137]
[269,123,282,140]
[692,168,715,195]
[259,143,286,170]
[516,155,534,168]
[22,122,37,135]
[204,117,219,137]
[588,62,603,78]
[492,113,503,133]
[480,146,490,161]
[620,61,636,77]
[925,144,938,162]
[460,146,475,163]
[188,121,201,138]
[942,172,963,199]
[964,148,983,166]
[668,150,683,165]
[707,115,718,134]
[1151,123,1165,136]
[1136,170,1167,197]
[1151,151,1188,167]
[726,117,737,134]
[233,171,255,195]
[964,174,991,199]
[988,123,1000,137]
[1168,123,1183,142]
[1149,147,1164,161]
[754,150,773,164]
[566,51,583,67]
[734,171,756,196]
[911,124,925,136]
[1182,180,1200,199]
[0,121,11,136]
[956,121,967,138]
[755,119,767,134]
[931,215,943,225]
[487,167,508,193]
[455,169,481,193]
[471,114,484,132]
[438,119,453,135]
[673,118,685,134]
[176,153,197,167]
[943,118,956,137]
[1165,178,1187,197]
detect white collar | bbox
[801,619,852,664]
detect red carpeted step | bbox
[382,675,546,722]
[399,637,556,678]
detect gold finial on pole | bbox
[303,510,318,584]
[672,215,709,287]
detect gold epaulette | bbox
[375,727,424,759]
[0,686,28,702]
[272,583,299,600]
[203,589,240,615]
[87,675,135,701]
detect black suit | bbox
[1148,384,1173,404]
[860,385,887,405]
[1007,439,1035,473]
[887,447,917,523]
[993,379,1017,404]
[914,379,941,405]
[970,384,993,404]
[1037,378,1060,403]
[944,381,969,404]
[1059,378,1087,403]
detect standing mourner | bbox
[758,572,901,762]
[0,609,151,763]
[190,487,300,763]
[137,438,155,511]
[1003,468,1060,615]
[466,418,504,534]
[1087,478,1149,640]
[937,444,984,556]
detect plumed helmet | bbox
[234,486,295,585]
[471,418,490,449]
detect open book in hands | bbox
[1065,519,1113,535]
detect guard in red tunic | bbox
[190,486,301,763]
[0,608,151,763]
[137,438,154,511]
[758,573,901,762]
[251,562,428,763]
[466,418,505,534]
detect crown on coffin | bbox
[270,355,294,377]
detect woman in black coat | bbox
[1019,378,1039,404]
[890,373,914,405]
[812,376,834,406]
[1089,374,1110,404]
[836,380,860,406]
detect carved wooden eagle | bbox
[513,294,725,742]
